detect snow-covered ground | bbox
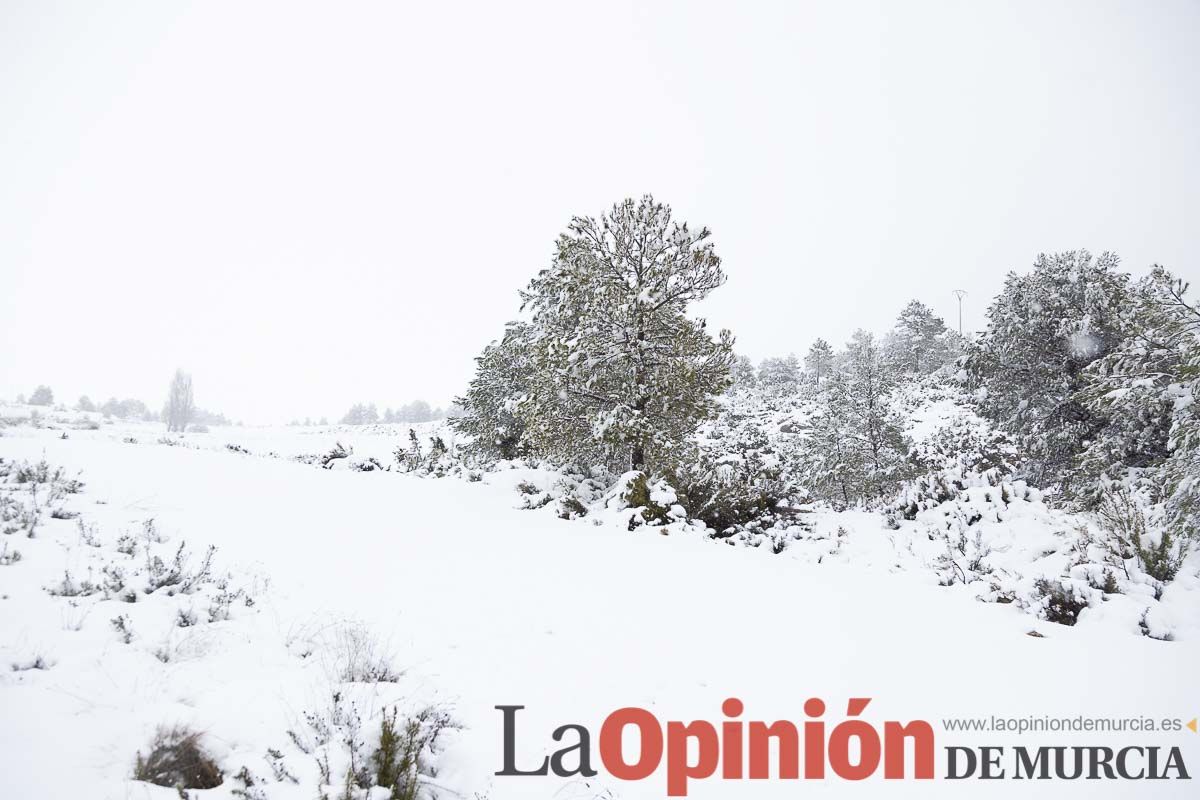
[1,411,1198,798]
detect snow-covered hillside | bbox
[2,409,1198,799]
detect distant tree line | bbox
[337,400,450,426]
[15,369,233,430]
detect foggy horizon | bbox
[3,0,1198,425]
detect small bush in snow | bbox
[145,542,216,595]
[331,625,402,683]
[47,569,99,597]
[1139,608,1175,642]
[620,472,671,526]
[1096,485,1187,584]
[373,704,459,800]
[1033,578,1090,626]
[348,456,386,472]
[557,496,588,520]
[110,614,135,643]
[11,654,52,671]
[116,533,138,556]
[0,541,21,565]
[320,441,352,468]
[76,519,100,546]
[207,581,251,623]
[133,725,223,790]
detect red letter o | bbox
[599,707,664,780]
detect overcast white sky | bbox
[2,1,1198,424]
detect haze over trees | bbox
[883,300,962,376]
[164,369,196,433]
[336,400,447,426]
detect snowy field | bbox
[1,411,1198,799]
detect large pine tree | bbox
[966,250,1131,489]
[518,196,734,472]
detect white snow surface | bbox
[1,411,1198,799]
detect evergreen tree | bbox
[884,300,958,375]
[804,338,834,388]
[799,369,860,508]
[164,370,195,432]
[1075,267,1188,496]
[966,251,1131,489]
[518,196,734,472]
[453,322,534,461]
[76,395,96,412]
[840,330,911,498]
[341,403,376,425]
[1074,266,1200,537]
[1165,338,1200,538]
[730,354,757,389]
[758,354,801,395]
[799,331,911,506]
[405,400,432,423]
[29,385,54,406]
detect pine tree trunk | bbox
[631,444,645,471]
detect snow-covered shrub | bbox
[612,471,687,528]
[1032,578,1091,626]
[556,495,588,520]
[676,392,805,535]
[330,624,402,683]
[0,540,21,565]
[133,725,223,790]
[347,456,386,472]
[1096,485,1187,584]
[287,691,457,800]
[671,458,788,536]
[373,705,459,800]
[10,653,53,671]
[110,614,135,643]
[3,458,84,493]
[318,441,352,468]
[931,526,995,587]
[144,542,216,595]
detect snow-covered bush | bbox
[1032,578,1092,626]
[1095,485,1187,584]
[285,690,457,800]
[133,725,223,790]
